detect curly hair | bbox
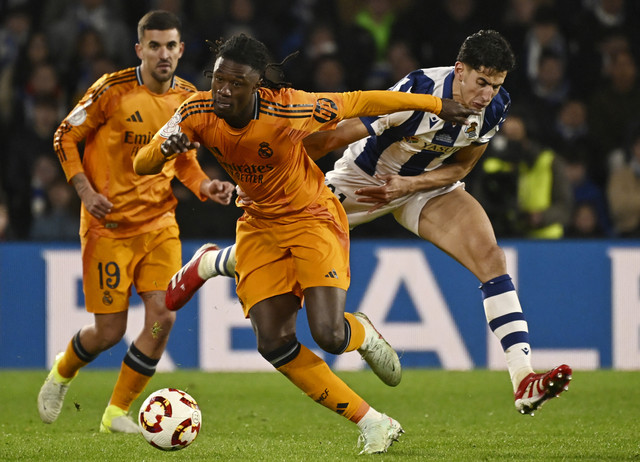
[204,34,298,89]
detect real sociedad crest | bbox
[464,121,478,139]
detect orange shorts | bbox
[80,224,181,313]
[235,191,350,317]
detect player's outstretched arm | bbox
[135,133,201,175]
[303,119,369,160]
[340,91,478,126]
[354,143,489,211]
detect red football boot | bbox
[165,243,219,311]
[514,364,572,415]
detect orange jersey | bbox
[54,67,209,238]
[136,88,442,220]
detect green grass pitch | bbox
[1,369,638,461]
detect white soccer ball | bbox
[138,388,202,451]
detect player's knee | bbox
[486,244,506,267]
[146,313,176,343]
[257,335,297,360]
[310,326,345,354]
[153,309,176,330]
[476,244,507,279]
[97,325,126,349]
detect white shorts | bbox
[325,161,464,236]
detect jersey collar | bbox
[443,69,455,99]
[135,66,175,89]
[253,92,259,119]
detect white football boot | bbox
[355,312,402,386]
[37,352,74,424]
[358,413,404,454]
[100,404,140,434]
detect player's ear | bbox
[454,61,465,80]
[135,43,143,60]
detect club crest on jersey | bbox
[102,290,113,305]
[258,142,273,158]
[159,112,183,138]
[313,97,338,123]
[464,122,479,139]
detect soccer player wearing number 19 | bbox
[37,11,234,433]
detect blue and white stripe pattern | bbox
[481,274,530,352]
[336,66,510,179]
[214,245,235,277]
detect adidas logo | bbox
[336,402,348,415]
[126,110,143,122]
[325,269,338,279]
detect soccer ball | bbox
[138,388,202,451]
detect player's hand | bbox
[438,98,479,126]
[82,190,113,219]
[160,133,200,157]
[72,173,113,219]
[235,184,254,206]
[202,179,235,205]
[355,173,411,213]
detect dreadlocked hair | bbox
[203,34,299,89]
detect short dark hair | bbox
[137,10,182,42]
[456,30,516,73]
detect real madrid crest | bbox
[102,290,113,305]
[258,141,273,158]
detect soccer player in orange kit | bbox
[134,33,475,454]
[37,10,235,433]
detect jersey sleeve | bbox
[173,150,210,201]
[354,69,441,137]
[134,102,200,177]
[53,75,110,182]
[360,110,414,137]
[266,87,442,143]
[335,90,442,122]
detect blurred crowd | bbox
[0,0,639,241]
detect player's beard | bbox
[151,66,174,83]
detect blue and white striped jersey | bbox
[337,66,511,178]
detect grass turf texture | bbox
[1,369,638,461]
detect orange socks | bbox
[56,340,87,380]
[277,343,369,422]
[108,362,152,411]
[343,312,366,352]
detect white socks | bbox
[481,275,534,391]
[199,244,236,279]
[357,407,384,430]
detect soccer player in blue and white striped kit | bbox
[168,30,572,416]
